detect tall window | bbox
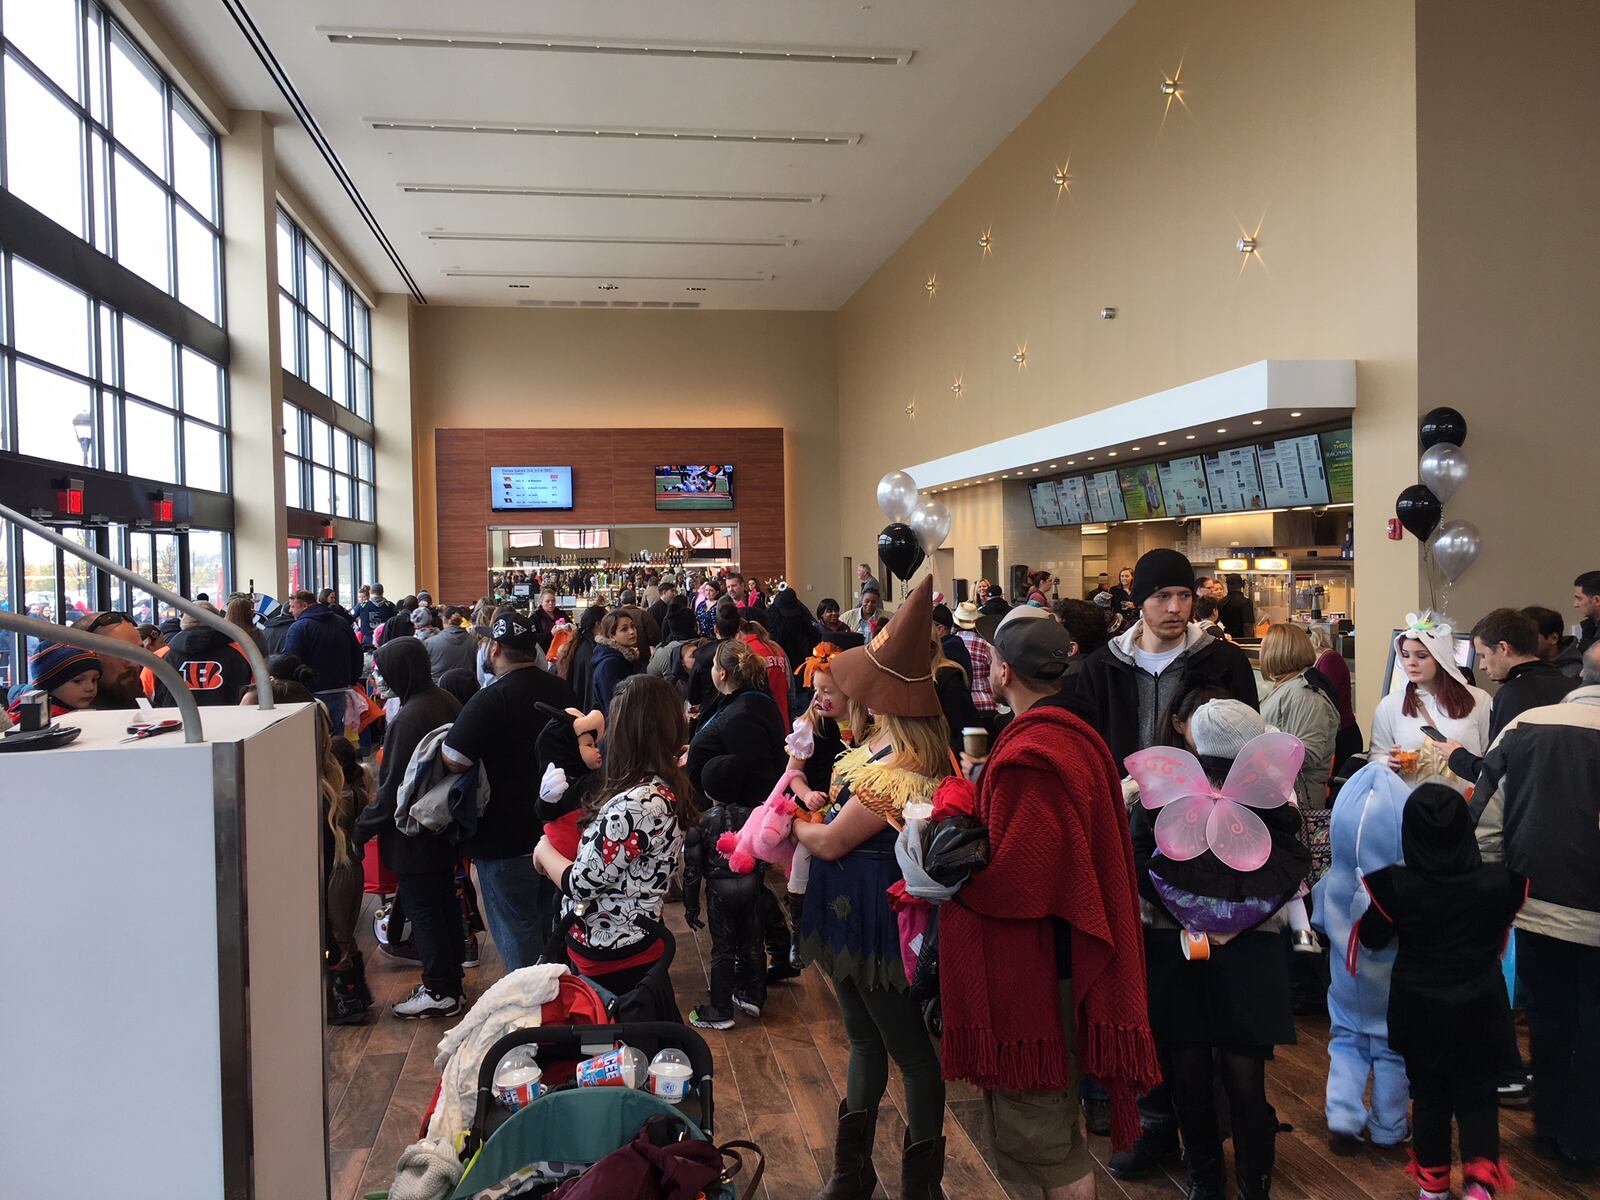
[277,209,371,420]
[1,0,223,320]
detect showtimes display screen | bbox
[1118,464,1167,520]
[490,466,574,511]
[1257,434,1331,507]
[655,464,735,511]
[1203,445,1267,512]
[1156,455,1214,515]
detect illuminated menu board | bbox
[1257,434,1330,507]
[1203,446,1266,512]
[1055,477,1094,525]
[1084,470,1128,522]
[1157,456,1213,515]
[1029,480,1063,527]
[1319,428,1354,503]
[1118,464,1167,520]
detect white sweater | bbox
[1369,685,1493,759]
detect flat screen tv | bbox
[1084,470,1128,522]
[1118,464,1166,520]
[1203,445,1267,512]
[1156,455,1214,516]
[655,464,734,511]
[1055,477,1094,525]
[1319,428,1354,504]
[1029,479,1063,528]
[490,465,574,511]
[1257,434,1331,507]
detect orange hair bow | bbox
[795,641,845,689]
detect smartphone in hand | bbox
[1420,724,1447,742]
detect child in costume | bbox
[1311,761,1411,1153]
[1126,699,1310,1200]
[781,642,852,968]
[685,754,775,1030]
[1358,783,1525,1200]
[535,705,606,859]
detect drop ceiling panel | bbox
[143,0,1133,307]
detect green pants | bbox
[832,974,946,1143]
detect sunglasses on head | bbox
[83,611,134,633]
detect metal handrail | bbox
[0,610,204,743]
[0,501,273,709]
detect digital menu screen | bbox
[1157,456,1213,515]
[1319,428,1354,504]
[1257,435,1331,507]
[1055,477,1094,525]
[1203,446,1266,512]
[1084,470,1128,522]
[1029,480,1063,528]
[490,466,575,511]
[1118,465,1167,520]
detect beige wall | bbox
[410,308,839,597]
[836,0,1420,719]
[1415,1,1600,632]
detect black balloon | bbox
[877,522,925,582]
[1419,406,1468,450]
[1395,484,1442,541]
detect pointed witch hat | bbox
[829,576,941,717]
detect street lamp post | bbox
[71,410,93,467]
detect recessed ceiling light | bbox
[1290,411,1302,417]
[1049,463,1058,468]
[1251,419,1263,425]
[1031,468,1039,473]
[1186,434,1197,440]
[1087,456,1096,461]
[1216,427,1227,433]
[1107,451,1118,457]
[1157,440,1168,446]
[1131,445,1142,451]
[1068,460,1076,465]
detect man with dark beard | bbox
[72,610,145,708]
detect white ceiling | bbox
[145,0,1131,308]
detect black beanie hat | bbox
[1130,548,1196,608]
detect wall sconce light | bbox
[950,375,963,395]
[1011,346,1026,366]
[1100,306,1117,320]
[925,274,938,298]
[1159,78,1180,97]
[905,399,917,419]
[1160,62,1186,122]
[979,227,994,257]
[1053,160,1072,198]
[1236,235,1258,254]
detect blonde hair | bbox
[930,634,966,685]
[1307,624,1334,655]
[875,711,954,780]
[316,706,356,866]
[1259,622,1316,681]
[714,638,767,692]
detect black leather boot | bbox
[786,892,806,970]
[1175,1094,1227,1200]
[900,1132,946,1200]
[816,1102,878,1200]
[1233,1115,1275,1200]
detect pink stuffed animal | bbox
[716,768,807,876]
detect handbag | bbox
[549,1115,764,1199]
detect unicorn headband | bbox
[1393,610,1469,687]
[1125,731,1305,872]
[795,641,846,688]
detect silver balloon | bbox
[1418,443,1469,505]
[1429,519,1482,583]
[909,497,952,553]
[876,470,920,523]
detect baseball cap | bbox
[975,602,1050,645]
[487,610,541,652]
[990,614,1074,682]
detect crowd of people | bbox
[6,554,1600,1199]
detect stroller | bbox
[448,1020,765,1198]
[541,908,684,1028]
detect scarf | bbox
[939,705,1161,1151]
[596,637,639,663]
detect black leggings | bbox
[1168,1044,1275,1172]
[1408,1048,1498,1172]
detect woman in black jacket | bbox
[763,587,823,699]
[685,639,787,806]
[355,637,464,1018]
[568,603,608,714]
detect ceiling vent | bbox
[426,232,794,248]
[399,183,823,204]
[369,119,860,146]
[322,29,914,66]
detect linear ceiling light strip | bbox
[320,29,913,66]
[445,270,768,282]
[369,120,859,146]
[424,232,794,247]
[399,183,823,203]
[221,0,426,303]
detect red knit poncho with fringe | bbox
[939,703,1161,1151]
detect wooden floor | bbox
[328,892,1597,1200]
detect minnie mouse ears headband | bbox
[1393,610,1470,688]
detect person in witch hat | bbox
[792,575,952,1199]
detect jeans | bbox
[474,856,548,973]
[1518,929,1600,1162]
[315,688,348,738]
[1326,1027,1409,1143]
[396,867,463,998]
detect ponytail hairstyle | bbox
[714,638,768,693]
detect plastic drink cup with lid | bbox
[576,1044,647,1089]
[647,1048,693,1104]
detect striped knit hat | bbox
[28,640,102,694]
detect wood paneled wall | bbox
[433,428,785,602]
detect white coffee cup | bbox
[647,1059,693,1104]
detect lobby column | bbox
[372,293,418,595]
[219,110,288,600]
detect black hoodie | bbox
[355,638,462,873]
[1360,783,1525,1054]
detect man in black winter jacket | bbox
[1574,570,1600,655]
[1446,608,1576,783]
[1070,549,1259,769]
[282,589,364,732]
[153,606,254,707]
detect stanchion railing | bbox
[0,500,274,715]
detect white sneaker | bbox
[732,994,762,1018]
[393,985,462,1020]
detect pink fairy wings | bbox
[1125,732,1305,872]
